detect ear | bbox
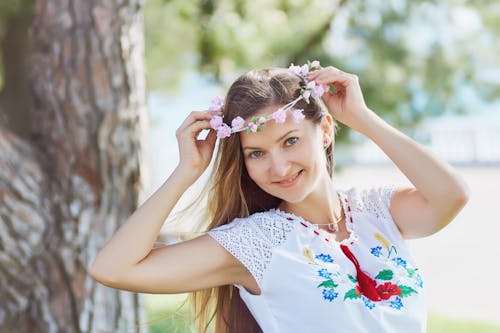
[320,113,334,146]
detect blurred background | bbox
[1,0,499,332]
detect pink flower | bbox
[289,64,302,75]
[306,81,316,89]
[231,116,245,130]
[210,115,223,129]
[292,109,305,123]
[310,60,320,68]
[216,123,232,138]
[300,64,309,76]
[312,84,325,99]
[248,123,258,132]
[258,116,267,125]
[208,96,224,114]
[270,108,287,123]
[302,90,311,100]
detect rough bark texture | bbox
[0,0,148,332]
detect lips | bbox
[273,170,303,187]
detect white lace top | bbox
[207,186,427,333]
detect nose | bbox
[268,151,291,179]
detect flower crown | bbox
[207,60,328,139]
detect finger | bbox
[178,111,213,131]
[307,65,334,76]
[189,120,214,139]
[307,68,321,77]
[312,69,351,86]
[177,119,213,140]
[204,128,218,148]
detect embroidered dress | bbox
[207,186,427,333]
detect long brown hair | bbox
[179,68,337,332]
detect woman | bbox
[90,61,469,333]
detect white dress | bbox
[207,186,427,333]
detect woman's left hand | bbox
[307,67,376,133]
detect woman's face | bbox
[240,105,332,204]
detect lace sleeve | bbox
[350,185,397,221]
[207,212,294,288]
[207,216,267,287]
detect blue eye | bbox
[286,137,299,145]
[248,151,263,159]
[247,137,298,159]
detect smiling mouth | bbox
[274,170,303,185]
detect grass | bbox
[145,294,500,333]
[427,314,500,333]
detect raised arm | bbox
[89,112,248,293]
[308,67,469,239]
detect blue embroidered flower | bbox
[322,289,338,302]
[317,268,332,279]
[392,257,407,267]
[389,296,404,310]
[361,296,375,310]
[415,274,424,288]
[315,253,334,263]
[370,246,383,257]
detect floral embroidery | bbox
[370,246,382,257]
[316,253,334,263]
[322,289,339,302]
[392,257,407,267]
[304,232,423,310]
[376,282,401,300]
[362,296,376,309]
[318,268,333,279]
[390,296,404,310]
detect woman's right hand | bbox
[175,111,218,181]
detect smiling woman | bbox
[90,61,469,333]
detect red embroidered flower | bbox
[376,282,401,300]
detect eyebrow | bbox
[242,129,299,151]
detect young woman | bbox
[90,62,469,333]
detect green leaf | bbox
[399,285,417,297]
[348,274,357,283]
[344,288,361,300]
[375,269,393,280]
[406,268,416,278]
[317,279,338,289]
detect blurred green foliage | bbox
[0,0,32,16]
[0,0,33,90]
[0,0,498,135]
[144,0,499,137]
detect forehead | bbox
[239,106,315,148]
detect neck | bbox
[279,177,343,227]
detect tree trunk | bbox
[0,0,149,332]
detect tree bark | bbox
[0,0,149,332]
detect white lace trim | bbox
[345,185,396,220]
[207,186,396,288]
[207,212,295,287]
[271,190,359,245]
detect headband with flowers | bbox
[207,60,328,139]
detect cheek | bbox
[245,163,259,183]
[245,161,264,184]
